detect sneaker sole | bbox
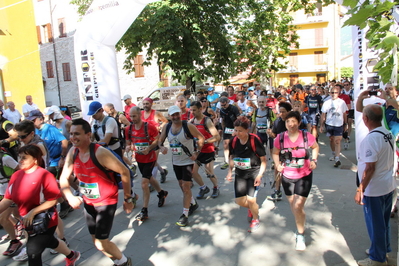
[176,222,188,227]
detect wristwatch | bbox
[124,197,133,203]
[311,159,317,164]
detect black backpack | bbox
[93,116,120,146]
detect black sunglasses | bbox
[18,132,31,139]
[330,92,339,94]
[201,100,207,103]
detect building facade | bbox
[275,3,342,87]
[0,0,46,113]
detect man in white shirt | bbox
[22,95,39,117]
[355,104,395,266]
[319,86,348,167]
[236,91,247,115]
[3,102,21,124]
[246,87,258,107]
[88,101,122,158]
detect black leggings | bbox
[281,172,313,197]
[27,226,59,266]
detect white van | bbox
[137,86,187,115]
[137,85,210,116]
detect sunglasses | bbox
[201,101,207,103]
[18,132,31,139]
[330,92,339,94]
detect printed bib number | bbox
[233,158,251,170]
[79,182,100,199]
[286,159,305,168]
[135,142,149,152]
[309,102,318,108]
[170,144,182,156]
[224,128,234,134]
[257,124,267,133]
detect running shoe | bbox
[13,247,27,261]
[160,169,168,183]
[220,162,229,170]
[65,251,81,266]
[248,219,260,233]
[357,257,387,266]
[267,190,282,201]
[188,201,199,216]
[295,233,306,251]
[2,239,22,256]
[115,257,132,266]
[334,160,341,168]
[157,190,168,207]
[211,187,220,198]
[135,209,149,221]
[196,186,210,199]
[176,214,188,227]
[329,156,335,161]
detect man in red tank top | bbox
[126,107,168,221]
[60,118,135,266]
[176,95,192,121]
[141,98,169,183]
[189,101,221,199]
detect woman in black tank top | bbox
[200,97,215,119]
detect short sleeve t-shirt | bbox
[274,131,315,179]
[305,95,322,115]
[92,116,120,151]
[207,93,220,111]
[5,167,60,228]
[357,126,396,197]
[272,118,287,135]
[36,123,66,167]
[321,98,348,127]
[229,135,266,177]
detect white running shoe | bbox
[13,247,28,261]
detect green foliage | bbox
[341,67,353,78]
[71,0,335,87]
[343,0,399,84]
[69,0,92,16]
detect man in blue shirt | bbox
[207,87,219,111]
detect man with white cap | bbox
[158,105,205,227]
[122,94,136,123]
[88,101,122,158]
[46,105,72,144]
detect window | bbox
[46,61,54,78]
[317,74,326,83]
[289,53,298,68]
[39,23,53,43]
[62,63,71,81]
[314,51,323,65]
[58,18,66,38]
[289,75,298,86]
[134,55,144,78]
[315,28,324,46]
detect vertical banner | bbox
[74,0,157,120]
[353,26,384,153]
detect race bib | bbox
[135,142,149,152]
[170,143,182,156]
[309,102,318,108]
[233,158,251,170]
[286,159,305,168]
[224,128,234,134]
[256,124,267,133]
[79,182,100,199]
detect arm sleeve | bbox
[363,137,378,163]
[273,134,281,150]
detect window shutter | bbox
[46,23,53,42]
[36,26,42,44]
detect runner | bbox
[126,107,168,221]
[189,101,221,199]
[158,106,205,227]
[60,118,135,266]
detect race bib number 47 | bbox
[170,143,182,155]
[79,182,100,199]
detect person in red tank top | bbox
[60,118,135,266]
[141,98,169,183]
[122,94,136,123]
[126,107,168,221]
[176,95,193,121]
[189,101,221,199]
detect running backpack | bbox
[73,143,135,189]
[189,116,212,134]
[93,116,120,146]
[164,121,194,140]
[0,148,15,182]
[278,131,310,160]
[231,133,261,157]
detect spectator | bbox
[22,95,39,117]
[3,102,22,124]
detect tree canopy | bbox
[71,0,334,88]
[343,0,399,85]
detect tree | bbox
[341,66,354,78]
[343,0,399,85]
[71,0,334,89]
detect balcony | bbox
[290,37,328,50]
[277,54,328,73]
